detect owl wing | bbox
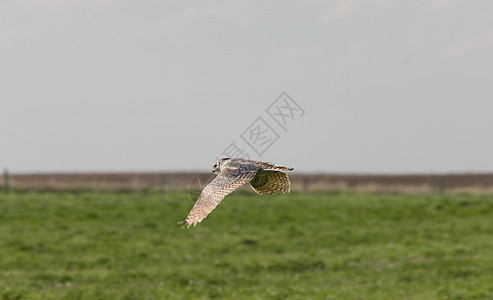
[253,161,294,172]
[249,170,291,195]
[181,168,258,227]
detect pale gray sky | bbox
[1,0,492,173]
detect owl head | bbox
[212,158,230,174]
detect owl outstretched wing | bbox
[181,168,258,227]
[249,170,291,195]
[253,161,294,172]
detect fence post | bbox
[437,177,445,194]
[302,175,309,194]
[3,168,9,194]
[159,174,165,194]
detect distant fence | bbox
[2,172,493,194]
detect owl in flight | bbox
[180,158,294,227]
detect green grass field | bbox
[1,191,493,299]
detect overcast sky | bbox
[1,0,492,173]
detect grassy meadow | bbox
[1,191,493,299]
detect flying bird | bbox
[180,158,294,227]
